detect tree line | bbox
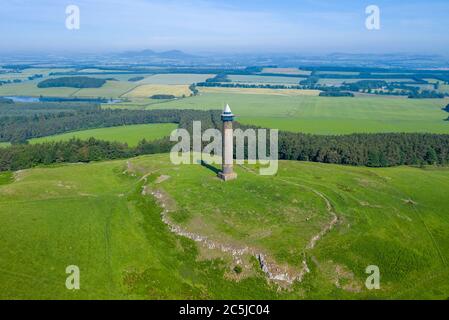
[0,138,173,172]
[2,101,449,171]
[276,131,449,167]
[2,128,449,171]
[197,81,304,90]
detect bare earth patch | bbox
[155,175,170,184]
[402,198,418,205]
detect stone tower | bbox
[218,104,237,181]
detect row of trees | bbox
[0,138,174,172]
[197,81,304,90]
[408,90,446,99]
[128,76,145,82]
[0,79,22,85]
[0,97,14,104]
[205,74,232,83]
[319,91,354,97]
[2,129,449,171]
[150,94,176,99]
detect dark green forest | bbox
[0,138,173,171]
[150,94,176,99]
[37,76,107,88]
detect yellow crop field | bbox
[123,84,192,98]
[199,86,321,96]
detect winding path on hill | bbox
[137,163,340,286]
[239,165,340,280]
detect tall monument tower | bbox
[218,104,237,181]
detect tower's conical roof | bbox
[221,103,235,121]
[224,104,232,114]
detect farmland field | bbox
[317,78,417,86]
[0,78,145,99]
[0,81,80,97]
[261,67,311,76]
[67,73,155,82]
[198,87,320,96]
[0,68,74,81]
[136,74,214,85]
[123,84,192,98]
[315,71,360,75]
[1,154,448,299]
[28,123,177,146]
[73,80,138,98]
[127,92,449,134]
[229,75,303,85]
[0,79,144,99]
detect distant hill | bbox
[121,49,156,57]
[119,49,197,60]
[157,50,196,59]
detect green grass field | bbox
[1,154,448,299]
[123,92,449,134]
[123,84,192,98]
[136,74,214,85]
[28,124,177,146]
[0,68,74,82]
[73,80,138,98]
[228,75,303,85]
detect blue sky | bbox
[1,0,449,54]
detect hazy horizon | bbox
[1,0,449,55]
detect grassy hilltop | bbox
[1,154,448,299]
